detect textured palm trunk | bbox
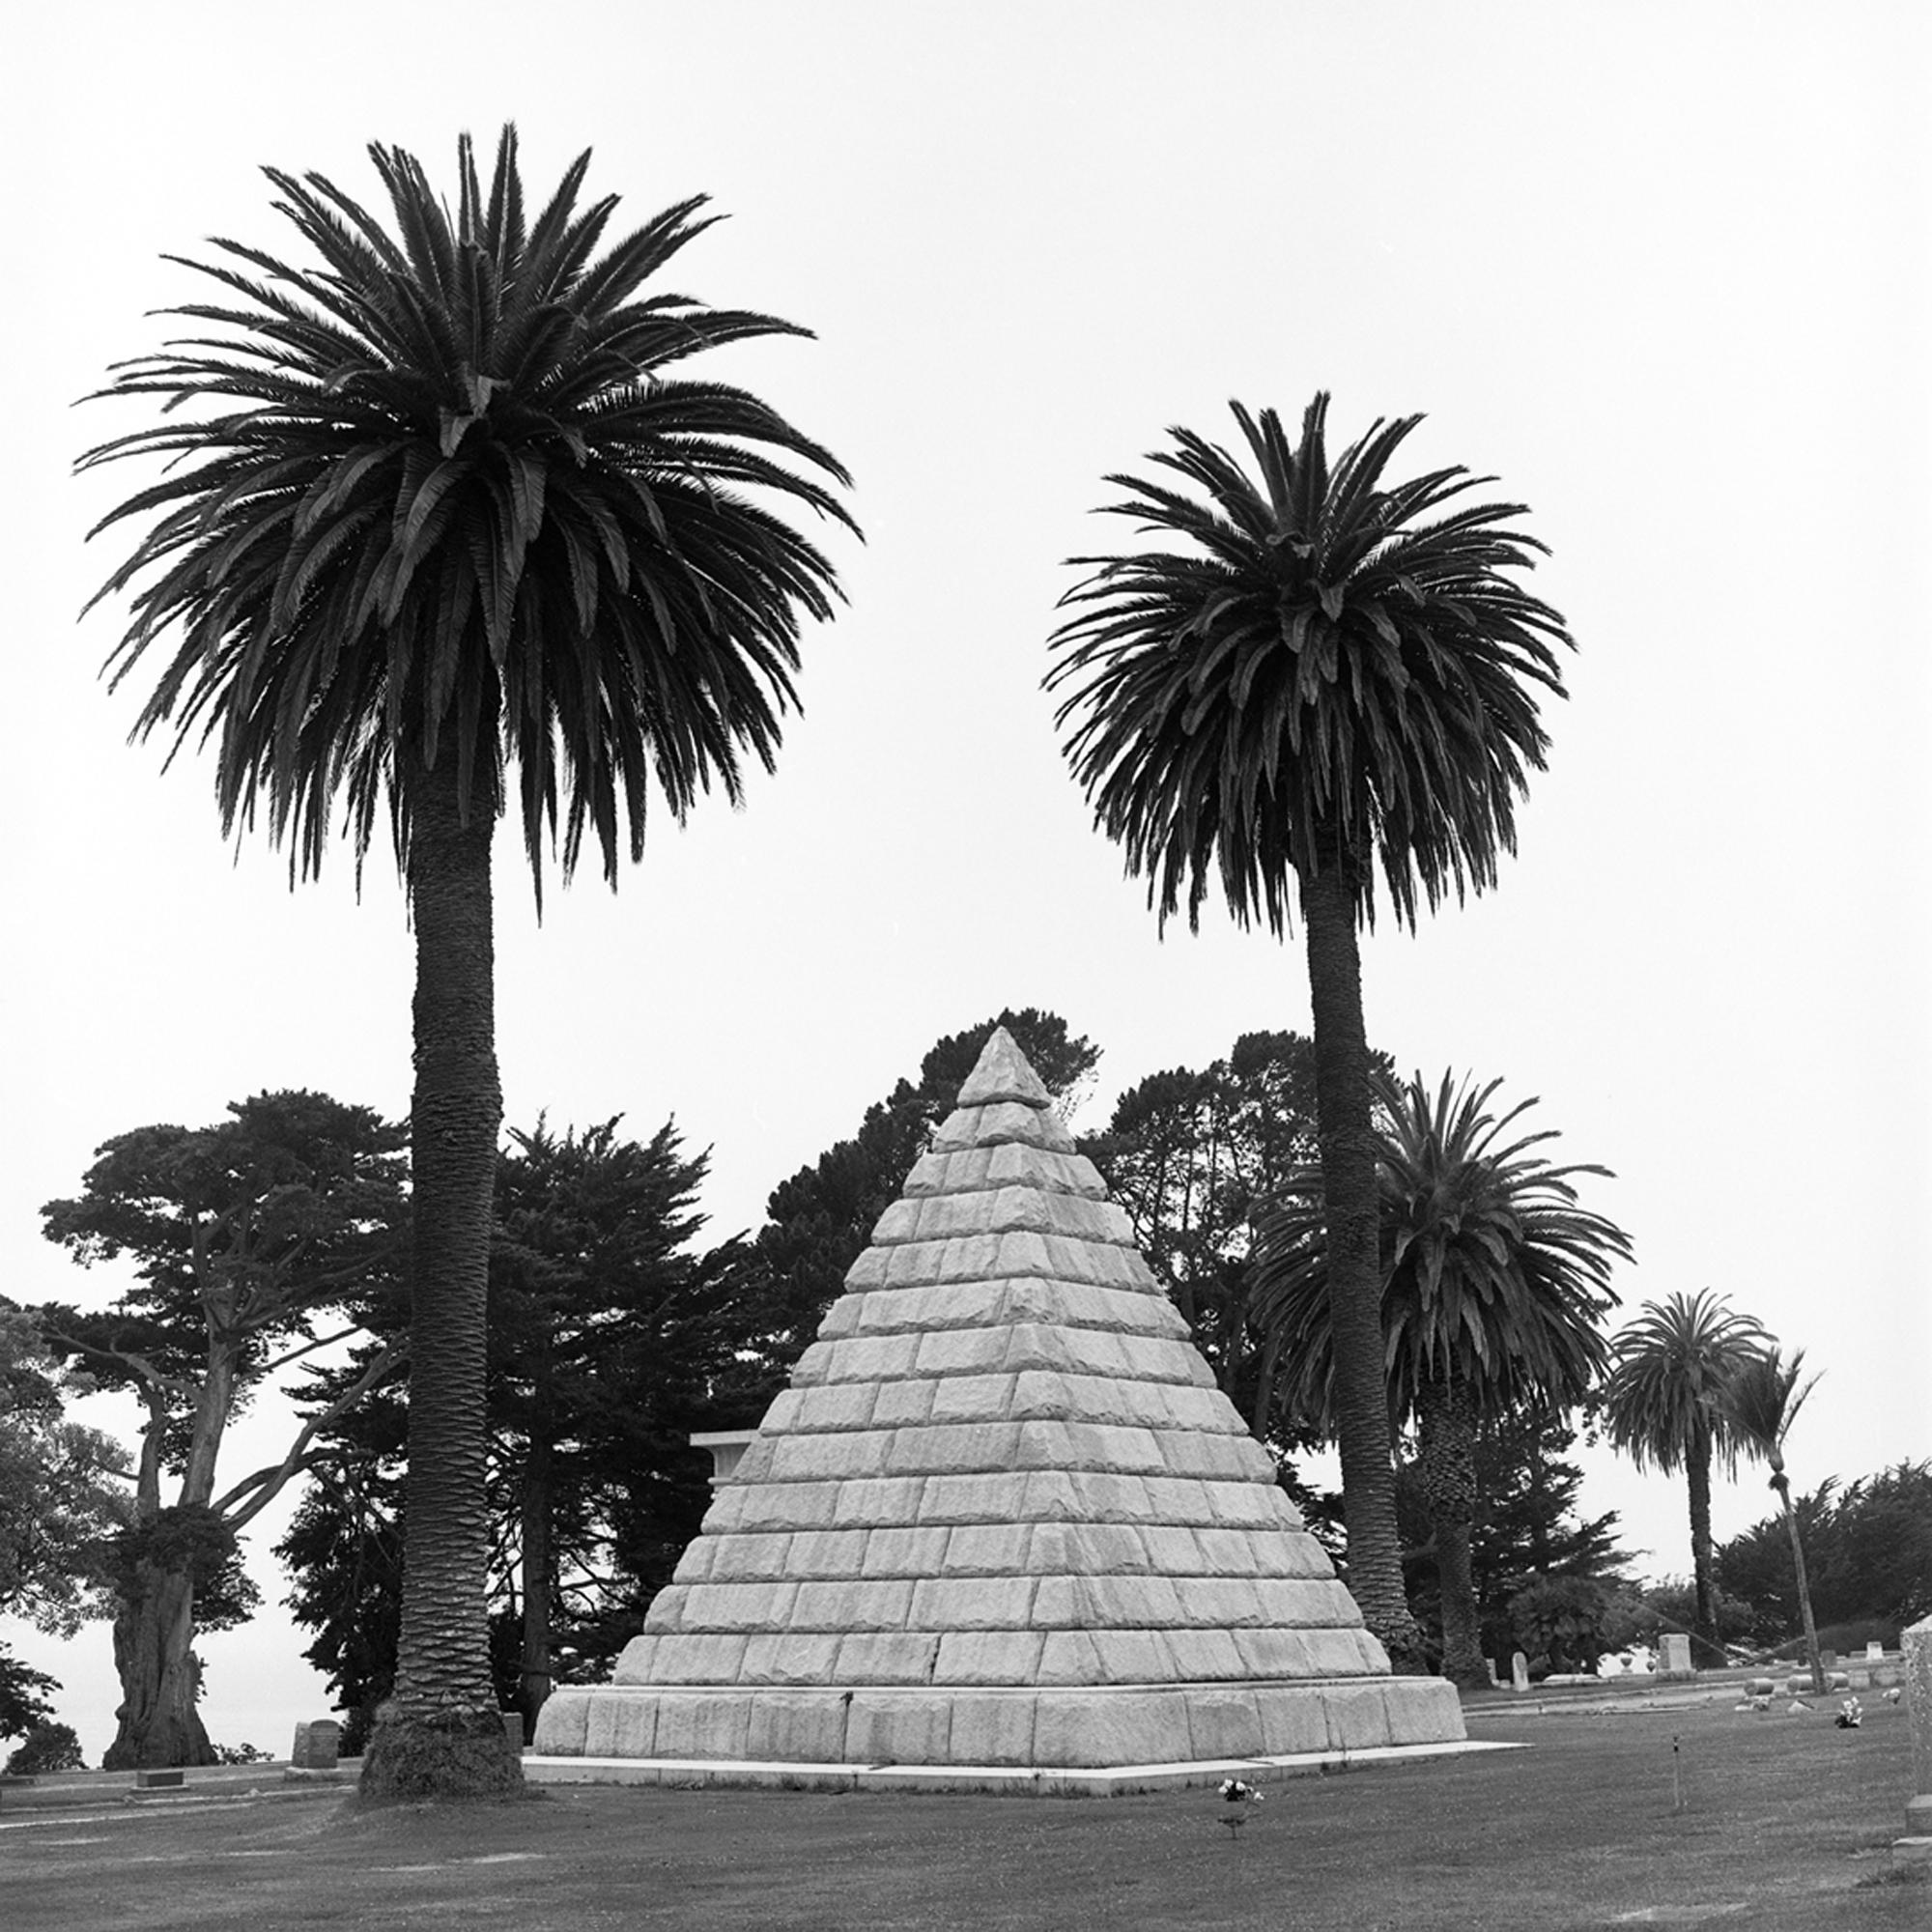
[361,754,521,1801]
[1297,861,1422,1668]
[1686,1430,1721,1665]
[1415,1378,1487,1688]
[520,1429,554,1727]
[1772,1472,1826,1694]
[101,1563,213,1769]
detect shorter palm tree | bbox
[1254,1070,1629,1686]
[1602,1290,1768,1663]
[1722,1347,1826,1693]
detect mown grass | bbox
[0,1696,1922,1930]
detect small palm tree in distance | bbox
[78,127,856,1798]
[1602,1289,1768,1665]
[1253,1069,1629,1685]
[1722,1346,1826,1693]
[1047,396,1574,1662]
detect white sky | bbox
[4,2,1927,1763]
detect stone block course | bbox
[741,1633,843,1685]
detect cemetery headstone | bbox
[1868,1642,1886,1662]
[290,1719,341,1770]
[1903,1612,1932,1841]
[1658,1633,1693,1680]
[1511,1651,1530,1693]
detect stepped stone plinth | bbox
[530,1029,1468,1791]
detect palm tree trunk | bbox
[1416,1378,1487,1689]
[1774,1475,1826,1695]
[1687,1429,1720,1665]
[1297,860,1422,1668]
[360,753,520,1802]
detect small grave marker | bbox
[290,1719,341,1771]
[1511,1651,1529,1693]
[1658,1633,1693,1680]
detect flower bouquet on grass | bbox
[1219,1777,1264,1838]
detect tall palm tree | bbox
[78,128,855,1798]
[1046,396,1574,1662]
[1253,1070,1628,1685]
[1602,1290,1767,1664]
[1722,1347,1826,1693]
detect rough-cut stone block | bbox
[835,1632,944,1684]
[532,1689,591,1752]
[1382,1677,1463,1745]
[910,1576,1039,1631]
[933,1631,1047,1686]
[869,1378,938,1427]
[707,1533,795,1582]
[728,1483,844,1534]
[1323,1685,1396,1750]
[1030,1520,1151,1576]
[826,1335,923,1383]
[831,1476,925,1528]
[1020,1470,1083,1520]
[789,1341,834,1384]
[1159,1432,1271,1482]
[739,1633,844,1685]
[611,1634,658,1684]
[946,1693,1039,1764]
[771,1430,895,1483]
[1230,1628,1318,1679]
[918,1470,1031,1522]
[1255,1688,1332,1755]
[646,1634,752,1683]
[1138,1523,1209,1574]
[731,1438,778,1485]
[784,1528,867,1578]
[1185,1690,1264,1761]
[1255,1578,1362,1628]
[1174,1630,1248,1679]
[1032,1573,1183,1630]
[888,1422,1021,1476]
[670,1538,718,1584]
[1067,1471,1159,1522]
[925,1372,1017,1425]
[958,1037,1054,1107]
[290,1719,341,1770]
[681,1581,800,1633]
[746,1692,849,1762]
[791,1578,915,1633]
[985,1142,1107,1198]
[1037,1630,1176,1685]
[869,1199,923,1245]
[1202,1483,1277,1530]
[1184,1527,1256,1577]
[1171,1577,1273,1629]
[884,1239,954,1290]
[915,1327,1010,1377]
[812,1296,861,1341]
[852,1524,950,1577]
[793,1382,881,1432]
[1033,1692,1175,1768]
[943,1520,1032,1575]
[842,1246,890,1292]
[644,1584,691,1633]
[846,1692,954,1764]
[651,1693,753,1759]
[1299,1629,1377,1674]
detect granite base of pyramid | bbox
[530,1030,1469,1792]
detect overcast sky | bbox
[4,2,1926,1761]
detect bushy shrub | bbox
[5,1721,85,1775]
[1511,1575,1659,1672]
[211,1741,272,1765]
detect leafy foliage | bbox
[279,1113,776,1734]
[1253,1070,1628,1431]
[1045,393,1573,936]
[1717,1462,1932,1640]
[1509,1574,1657,1675]
[5,1721,85,1775]
[0,1655,61,1743]
[80,124,856,900]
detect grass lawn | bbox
[1,1696,1923,1930]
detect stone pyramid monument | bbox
[532,1029,1464,1787]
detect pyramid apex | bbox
[956,1027,1053,1109]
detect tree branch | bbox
[214,1341,404,1528]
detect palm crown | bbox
[1253,1069,1629,1426]
[79,125,855,899]
[1603,1289,1768,1478]
[1045,394,1572,933]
